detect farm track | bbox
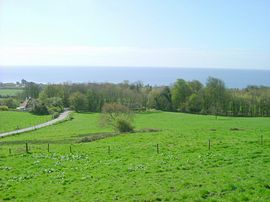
[0,110,72,138]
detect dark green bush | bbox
[31,100,48,115]
[0,106,8,111]
[115,119,134,133]
[52,112,60,119]
[48,106,62,114]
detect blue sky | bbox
[0,0,269,69]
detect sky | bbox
[0,0,269,69]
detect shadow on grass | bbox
[0,139,76,145]
[0,128,161,146]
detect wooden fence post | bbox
[208,139,211,151]
[26,142,29,153]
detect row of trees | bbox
[3,78,270,117]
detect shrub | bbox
[0,106,8,111]
[100,103,133,125]
[48,106,62,115]
[115,119,134,133]
[31,100,49,115]
[52,112,60,119]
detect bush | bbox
[0,98,18,109]
[31,100,48,115]
[52,112,60,119]
[100,103,134,129]
[0,106,8,111]
[48,106,62,115]
[115,119,134,133]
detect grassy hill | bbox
[0,111,51,133]
[0,112,269,201]
[0,89,23,97]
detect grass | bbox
[0,111,52,133]
[0,89,23,97]
[0,112,269,201]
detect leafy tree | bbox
[147,87,173,111]
[23,82,41,98]
[86,90,102,112]
[171,79,191,111]
[69,92,88,112]
[2,98,18,109]
[187,93,203,113]
[31,100,49,115]
[204,77,226,116]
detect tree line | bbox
[1,77,270,117]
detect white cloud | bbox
[0,46,269,69]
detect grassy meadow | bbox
[0,89,23,97]
[0,111,51,133]
[0,112,269,201]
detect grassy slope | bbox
[0,111,51,133]
[0,89,23,96]
[0,112,269,201]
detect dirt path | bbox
[0,110,72,138]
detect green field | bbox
[0,112,269,201]
[0,111,52,133]
[0,89,23,97]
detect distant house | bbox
[17,97,32,111]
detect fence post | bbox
[108,146,111,155]
[70,145,72,153]
[260,135,263,145]
[156,144,159,154]
[26,142,29,153]
[208,139,211,151]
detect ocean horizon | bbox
[1,66,270,89]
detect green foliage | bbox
[69,92,88,112]
[3,77,270,117]
[7,98,18,109]
[0,98,18,109]
[147,87,173,111]
[22,82,41,98]
[171,79,192,111]
[204,77,226,115]
[187,93,203,113]
[115,119,134,133]
[100,103,134,132]
[31,100,49,115]
[86,90,102,112]
[0,106,8,111]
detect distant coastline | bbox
[1,66,270,88]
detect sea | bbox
[0,66,270,89]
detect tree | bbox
[2,98,18,109]
[204,77,226,116]
[187,93,203,113]
[31,100,49,115]
[100,103,134,132]
[23,82,41,98]
[69,92,88,112]
[147,87,173,111]
[171,79,191,111]
[86,89,102,112]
